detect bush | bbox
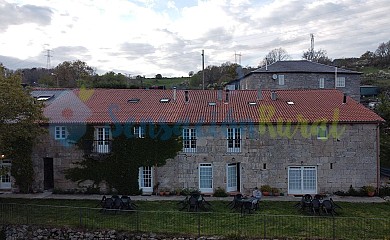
[379,186,390,197]
[213,187,228,197]
[260,185,272,192]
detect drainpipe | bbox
[376,123,380,193]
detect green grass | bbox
[1,198,389,239]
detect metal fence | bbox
[1,203,389,239]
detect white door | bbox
[227,163,238,192]
[139,166,153,193]
[0,160,11,189]
[288,166,317,195]
[199,163,213,193]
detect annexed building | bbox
[16,88,382,196]
[226,60,361,102]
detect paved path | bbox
[0,192,387,203]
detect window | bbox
[319,78,324,88]
[278,75,285,85]
[134,126,145,138]
[335,77,345,87]
[183,128,196,152]
[317,125,328,139]
[94,127,111,153]
[227,127,241,152]
[55,126,67,140]
[288,166,317,194]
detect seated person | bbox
[252,187,262,200]
[251,187,262,209]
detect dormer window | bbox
[160,98,171,103]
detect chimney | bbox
[184,90,189,103]
[173,87,177,101]
[343,94,347,104]
[257,87,262,100]
[265,58,268,71]
[271,90,277,101]
[217,89,222,101]
[225,89,230,102]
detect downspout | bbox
[376,123,380,193]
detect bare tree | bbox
[263,48,291,66]
[302,49,332,65]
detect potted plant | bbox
[363,185,376,197]
[271,187,280,196]
[164,188,171,196]
[260,185,272,196]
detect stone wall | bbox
[1,225,223,240]
[239,72,361,102]
[158,123,379,196]
[30,122,378,196]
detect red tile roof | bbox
[43,89,383,124]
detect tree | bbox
[302,49,332,65]
[375,94,390,168]
[374,40,390,66]
[188,71,194,77]
[0,65,46,192]
[263,48,291,66]
[155,74,163,79]
[53,60,95,88]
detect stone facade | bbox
[30,121,379,196]
[238,72,361,102]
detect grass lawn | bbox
[1,198,389,239]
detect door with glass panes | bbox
[288,166,317,194]
[199,163,213,193]
[139,166,153,193]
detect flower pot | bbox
[159,191,165,196]
[367,191,375,197]
[262,191,269,196]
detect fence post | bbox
[332,216,335,240]
[79,208,82,228]
[136,211,139,233]
[197,212,201,238]
[263,215,267,239]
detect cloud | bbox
[0,0,52,32]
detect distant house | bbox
[226,60,361,102]
[2,88,382,196]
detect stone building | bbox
[226,60,361,102]
[19,88,383,196]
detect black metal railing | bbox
[0,203,389,239]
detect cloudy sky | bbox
[0,0,389,77]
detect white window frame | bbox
[226,163,238,192]
[319,78,324,89]
[183,128,196,153]
[139,166,153,193]
[0,159,12,189]
[134,126,145,138]
[317,125,328,140]
[199,163,213,193]
[278,75,285,85]
[54,126,67,140]
[94,126,111,153]
[288,166,317,195]
[335,77,345,87]
[227,127,241,153]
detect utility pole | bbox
[202,50,205,90]
[234,51,242,65]
[309,33,314,61]
[45,49,52,69]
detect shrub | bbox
[213,187,228,197]
[379,186,390,197]
[260,185,272,192]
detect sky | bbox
[0,0,389,78]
